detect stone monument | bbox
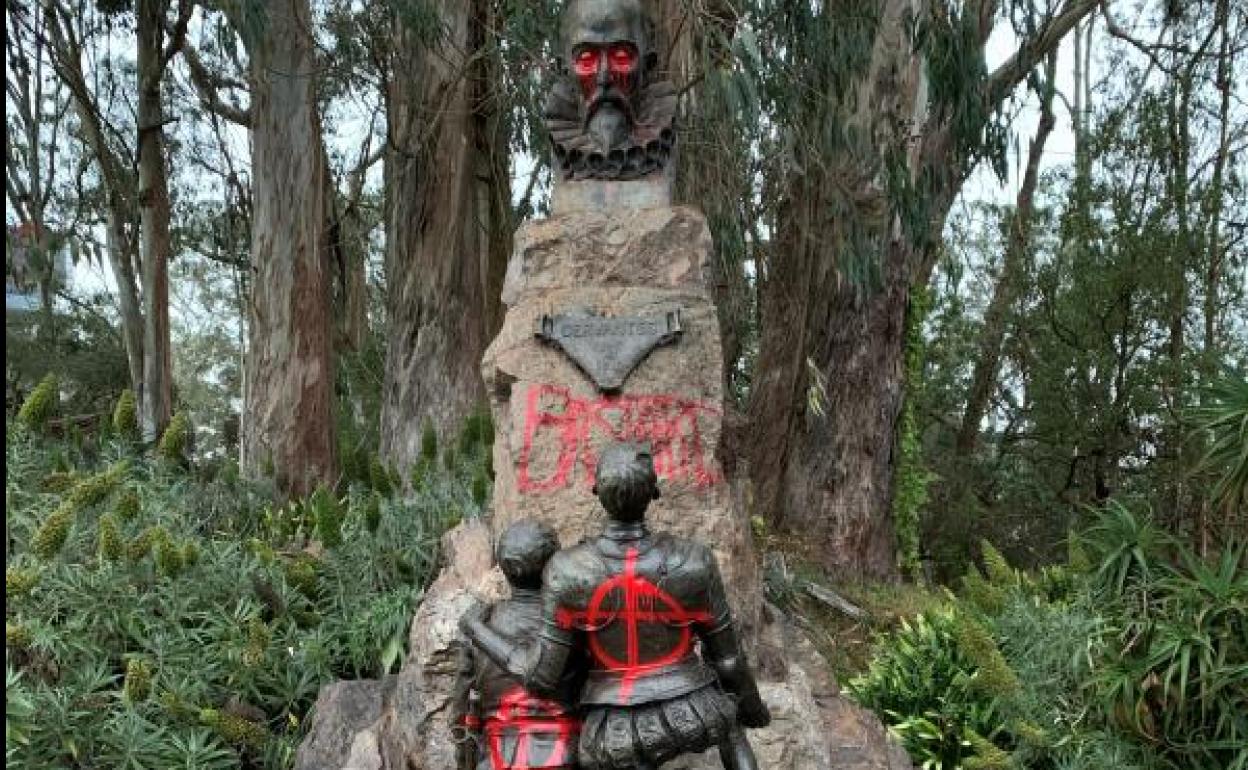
[293,2,913,768]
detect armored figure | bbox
[453,521,586,770]
[545,0,678,180]
[461,445,771,770]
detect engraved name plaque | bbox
[535,310,683,393]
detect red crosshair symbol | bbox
[486,687,579,770]
[556,548,713,703]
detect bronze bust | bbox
[461,445,770,769]
[453,520,586,770]
[545,0,678,181]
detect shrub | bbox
[851,503,1246,770]
[848,610,1009,769]
[4,420,469,768]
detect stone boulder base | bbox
[294,207,912,770]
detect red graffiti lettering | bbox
[517,385,723,495]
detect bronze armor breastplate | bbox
[554,536,717,706]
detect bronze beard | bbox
[544,74,678,182]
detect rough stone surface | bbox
[501,206,714,306]
[487,207,762,632]
[294,679,393,770]
[294,207,913,770]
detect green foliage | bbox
[112,390,140,442]
[1080,501,1174,599]
[361,493,383,534]
[310,487,344,549]
[853,504,1246,770]
[115,488,141,521]
[848,610,1006,769]
[894,287,935,579]
[158,412,192,464]
[421,419,438,465]
[6,567,40,597]
[472,470,489,508]
[4,422,467,768]
[1192,371,1248,515]
[17,374,59,432]
[368,457,394,497]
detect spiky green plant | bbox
[199,708,269,752]
[848,609,1008,769]
[31,504,74,560]
[5,406,463,768]
[1081,501,1174,599]
[112,389,140,441]
[6,622,33,650]
[1192,372,1248,515]
[115,489,141,521]
[17,374,59,432]
[6,567,40,596]
[158,412,192,463]
[369,457,393,496]
[67,462,127,509]
[155,537,184,577]
[123,659,152,703]
[97,514,123,563]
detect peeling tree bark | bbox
[379,0,509,471]
[241,0,338,497]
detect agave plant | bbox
[1080,502,1176,602]
[1192,372,1248,515]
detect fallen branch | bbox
[803,581,870,622]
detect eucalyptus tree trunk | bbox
[379,0,509,471]
[136,0,174,441]
[747,0,1096,579]
[241,0,338,497]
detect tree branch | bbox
[986,0,1099,107]
[181,41,252,126]
[161,0,195,69]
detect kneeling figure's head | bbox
[496,520,561,589]
[593,443,660,523]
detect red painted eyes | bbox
[609,45,637,72]
[574,49,599,76]
[573,45,638,77]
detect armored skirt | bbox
[577,684,738,770]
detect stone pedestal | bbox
[484,205,761,627]
[293,201,913,770]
